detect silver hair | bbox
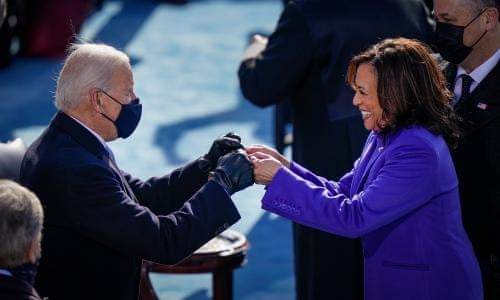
[0,180,44,268]
[55,43,130,111]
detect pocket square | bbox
[477,102,488,110]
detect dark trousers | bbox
[293,223,363,300]
[482,254,500,300]
[290,117,366,300]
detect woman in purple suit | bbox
[248,38,482,300]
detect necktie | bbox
[455,74,474,107]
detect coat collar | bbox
[0,274,41,299]
[351,132,381,194]
[443,61,458,92]
[443,58,500,105]
[50,112,138,201]
[444,60,500,135]
[469,61,500,104]
[51,111,111,161]
[351,130,403,194]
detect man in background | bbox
[433,0,500,298]
[0,180,43,300]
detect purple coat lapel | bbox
[351,133,383,196]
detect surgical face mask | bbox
[99,90,142,139]
[434,9,488,64]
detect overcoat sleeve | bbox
[238,2,313,107]
[65,161,239,265]
[123,159,208,215]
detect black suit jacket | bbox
[0,274,41,300]
[238,1,433,299]
[444,61,500,259]
[20,112,240,300]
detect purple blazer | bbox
[262,126,482,300]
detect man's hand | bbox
[209,150,254,195]
[251,34,268,46]
[199,132,243,172]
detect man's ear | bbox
[25,239,40,264]
[485,7,499,30]
[88,87,102,110]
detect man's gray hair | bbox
[0,180,44,268]
[55,43,130,111]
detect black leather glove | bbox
[209,149,254,195]
[198,132,243,172]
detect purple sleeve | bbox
[262,140,438,238]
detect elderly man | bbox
[433,0,500,298]
[0,180,44,300]
[20,43,254,300]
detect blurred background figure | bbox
[0,0,20,68]
[0,0,6,28]
[0,0,26,183]
[433,0,500,298]
[0,179,44,300]
[238,1,434,299]
[0,138,26,181]
[21,0,98,57]
[0,0,102,68]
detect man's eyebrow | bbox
[434,11,455,21]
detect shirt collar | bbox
[0,269,12,276]
[66,114,115,159]
[456,49,500,83]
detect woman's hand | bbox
[246,144,290,169]
[249,152,284,185]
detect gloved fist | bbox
[209,149,254,195]
[198,132,243,172]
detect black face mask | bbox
[99,90,142,139]
[434,9,488,64]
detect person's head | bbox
[347,37,460,148]
[55,43,141,141]
[433,0,499,71]
[0,180,43,269]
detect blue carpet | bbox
[0,0,294,299]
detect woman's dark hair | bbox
[346,37,460,149]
